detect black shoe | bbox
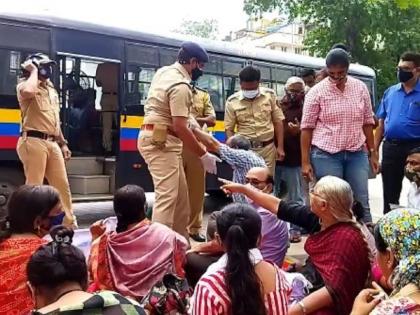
[189,233,206,242]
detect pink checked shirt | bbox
[301,76,375,154]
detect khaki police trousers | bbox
[16,137,73,223]
[183,147,205,235]
[253,142,276,175]
[100,94,118,152]
[138,131,190,239]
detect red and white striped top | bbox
[192,264,290,315]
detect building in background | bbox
[226,17,308,56]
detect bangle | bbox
[297,301,307,315]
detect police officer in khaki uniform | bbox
[224,65,285,175]
[138,42,220,239]
[16,53,76,227]
[183,86,216,242]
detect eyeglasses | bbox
[245,178,267,186]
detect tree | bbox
[244,0,420,97]
[174,19,219,40]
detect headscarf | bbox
[377,208,420,293]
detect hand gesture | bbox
[288,118,301,136]
[200,152,221,174]
[350,289,382,315]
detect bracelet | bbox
[297,301,307,315]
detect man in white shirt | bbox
[405,147,420,209]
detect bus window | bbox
[255,65,271,81]
[160,48,178,67]
[197,74,223,112]
[126,44,159,66]
[223,76,241,102]
[126,66,156,106]
[205,56,222,74]
[272,67,294,83]
[223,60,244,76]
[273,82,286,98]
[0,49,35,108]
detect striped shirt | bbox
[301,76,375,154]
[192,265,290,315]
[219,144,266,203]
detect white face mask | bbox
[244,183,268,205]
[242,89,259,99]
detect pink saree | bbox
[89,219,188,300]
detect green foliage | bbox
[174,19,219,40]
[244,0,420,98]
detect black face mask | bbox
[38,65,52,79]
[191,66,203,81]
[398,69,414,83]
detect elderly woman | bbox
[221,175,371,315]
[0,185,64,314]
[351,208,420,315]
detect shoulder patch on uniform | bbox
[227,92,240,101]
[167,81,192,91]
[261,87,275,95]
[194,86,208,93]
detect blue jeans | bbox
[275,165,305,232]
[310,147,372,222]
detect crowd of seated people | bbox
[0,177,418,315]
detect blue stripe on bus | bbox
[120,127,139,139]
[0,123,20,136]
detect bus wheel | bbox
[0,167,25,217]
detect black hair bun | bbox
[50,225,74,245]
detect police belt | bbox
[141,124,178,137]
[250,139,274,149]
[21,130,57,141]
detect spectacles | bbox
[245,178,267,187]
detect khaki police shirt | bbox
[17,80,61,136]
[224,87,284,142]
[143,62,192,126]
[191,87,216,119]
[96,62,119,93]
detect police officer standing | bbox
[224,65,285,174]
[183,85,216,242]
[138,42,220,239]
[16,53,76,227]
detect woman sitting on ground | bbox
[351,208,419,315]
[221,175,371,315]
[88,184,188,300]
[28,226,146,314]
[192,203,291,315]
[0,185,64,314]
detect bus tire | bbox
[0,167,25,217]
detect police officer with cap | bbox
[138,41,220,239]
[17,53,76,227]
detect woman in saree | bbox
[351,208,419,315]
[221,175,371,315]
[0,185,64,314]
[88,184,188,300]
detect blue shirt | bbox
[219,144,266,203]
[376,80,420,140]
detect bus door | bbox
[57,54,121,157]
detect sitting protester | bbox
[27,226,146,314]
[0,185,63,315]
[192,203,291,315]
[186,167,289,287]
[351,208,420,315]
[88,185,188,300]
[222,175,371,315]
[405,147,420,209]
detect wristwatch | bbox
[58,139,69,147]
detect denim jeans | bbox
[310,147,372,222]
[274,165,306,232]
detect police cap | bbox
[179,41,209,63]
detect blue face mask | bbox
[50,212,65,226]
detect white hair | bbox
[285,76,305,89]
